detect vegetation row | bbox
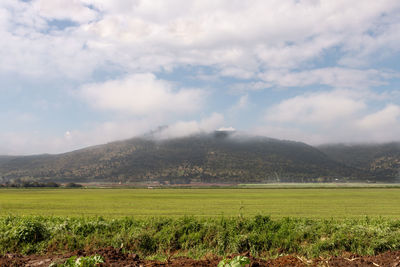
[1,216,400,258]
[0,182,82,188]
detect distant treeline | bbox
[0,181,82,188]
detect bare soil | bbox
[1,247,400,266]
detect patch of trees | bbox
[0,181,60,188]
[0,181,84,188]
[64,182,83,188]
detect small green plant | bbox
[13,220,49,244]
[50,255,104,267]
[218,255,250,267]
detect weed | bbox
[13,220,49,244]
[218,256,251,267]
[1,216,400,257]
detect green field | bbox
[2,188,400,257]
[1,188,400,218]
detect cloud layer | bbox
[0,0,400,154]
[260,90,400,144]
[2,0,400,80]
[80,73,205,115]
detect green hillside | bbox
[319,143,400,182]
[0,132,366,184]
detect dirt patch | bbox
[2,247,400,266]
[317,250,400,267]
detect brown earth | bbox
[1,247,400,266]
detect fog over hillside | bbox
[1,130,399,184]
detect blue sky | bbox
[1,0,400,155]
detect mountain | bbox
[0,132,368,184]
[319,143,400,182]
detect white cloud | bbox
[155,113,224,139]
[79,73,206,115]
[0,24,99,79]
[2,0,399,81]
[220,67,254,80]
[260,68,393,89]
[33,0,97,23]
[358,105,400,129]
[259,90,400,144]
[356,105,400,142]
[81,0,140,14]
[218,126,235,131]
[265,90,366,125]
[253,126,329,145]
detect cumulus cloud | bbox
[259,90,400,144]
[0,8,98,79]
[358,105,400,129]
[2,1,400,81]
[265,90,366,125]
[356,105,400,142]
[79,73,206,115]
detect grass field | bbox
[2,187,400,258]
[1,188,400,218]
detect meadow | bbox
[1,187,400,218]
[1,187,400,260]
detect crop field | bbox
[2,187,400,265]
[1,187,400,218]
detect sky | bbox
[1,0,400,155]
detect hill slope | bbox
[319,143,400,182]
[0,132,369,184]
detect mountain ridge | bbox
[0,132,398,184]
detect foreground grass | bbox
[1,216,400,258]
[1,188,400,218]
